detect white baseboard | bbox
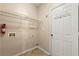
[15,46,49,56]
[37,46,50,55]
[15,46,38,56]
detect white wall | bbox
[0,3,38,19]
[38,3,63,53]
[0,3,39,56]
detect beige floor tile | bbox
[21,48,48,56]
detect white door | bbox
[51,4,78,56]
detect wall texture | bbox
[38,3,61,53]
[0,3,39,56]
[0,3,63,56]
[0,3,38,19]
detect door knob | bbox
[51,34,53,36]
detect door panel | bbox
[51,4,78,56]
[51,5,64,56]
[63,40,72,55]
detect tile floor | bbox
[21,48,48,56]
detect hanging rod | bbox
[0,10,41,23]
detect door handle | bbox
[51,34,53,36]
